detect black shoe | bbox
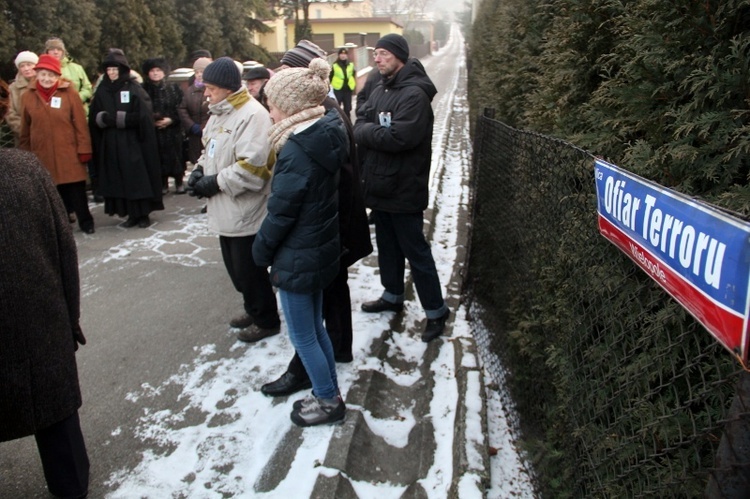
[335,353,353,363]
[93,195,104,203]
[229,313,253,329]
[121,217,138,228]
[422,309,450,342]
[361,298,403,313]
[138,216,151,228]
[261,371,312,397]
[237,324,280,343]
[200,205,208,214]
[82,226,95,234]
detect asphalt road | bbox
[0,29,468,497]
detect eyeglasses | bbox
[373,50,393,59]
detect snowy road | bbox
[0,26,534,498]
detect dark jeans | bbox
[219,235,280,329]
[57,181,94,231]
[34,411,89,498]
[287,266,352,379]
[373,210,447,318]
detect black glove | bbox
[73,324,87,351]
[187,166,204,187]
[190,123,202,136]
[192,174,220,198]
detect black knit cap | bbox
[142,57,170,76]
[279,40,327,68]
[202,57,242,91]
[375,34,409,63]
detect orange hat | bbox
[35,54,61,75]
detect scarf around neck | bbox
[268,105,324,153]
[36,80,60,103]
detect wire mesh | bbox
[467,110,748,498]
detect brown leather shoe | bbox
[237,324,280,343]
[229,313,253,329]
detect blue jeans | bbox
[279,289,338,399]
[373,210,448,319]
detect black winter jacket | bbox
[354,59,437,213]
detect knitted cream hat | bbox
[264,58,331,116]
[15,51,39,68]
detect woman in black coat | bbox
[142,57,185,194]
[0,78,89,498]
[89,50,164,228]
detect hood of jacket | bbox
[288,109,348,175]
[383,58,437,102]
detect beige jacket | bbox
[198,88,276,237]
[5,73,31,139]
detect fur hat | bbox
[44,37,66,54]
[102,48,130,72]
[193,57,212,72]
[375,34,409,63]
[34,54,61,75]
[264,58,331,117]
[15,51,39,68]
[279,40,327,68]
[202,57,242,91]
[242,66,271,81]
[142,57,170,77]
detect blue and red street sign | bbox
[595,159,750,361]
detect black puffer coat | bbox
[0,149,83,442]
[354,59,437,213]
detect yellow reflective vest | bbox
[331,62,356,91]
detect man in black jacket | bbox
[353,34,450,343]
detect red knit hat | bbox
[35,54,61,75]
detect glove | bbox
[95,111,113,128]
[192,174,220,198]
[73,324,87,351]
[78,153,92,164]
[187,165,204,187]
[190,123,202,136]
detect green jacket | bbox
[330,61,355,91]
[61,57,93,104]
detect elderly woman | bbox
[252,59,348,427]
[5,51,38,142]
[0,78,90,499]
[142,57,185,194]
[19,54,95,234]
[89,49,163,228]
[44,37,93,107]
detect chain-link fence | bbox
[467,109,750,498]
[1,122,14,148]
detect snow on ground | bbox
[101,25,536,498]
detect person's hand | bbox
[190,123,202,136]
[192,174,220,198]
[95,111,112,128]
[187,166,204,187]
[73,324,87,351]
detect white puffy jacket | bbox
[197,88,275,236]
